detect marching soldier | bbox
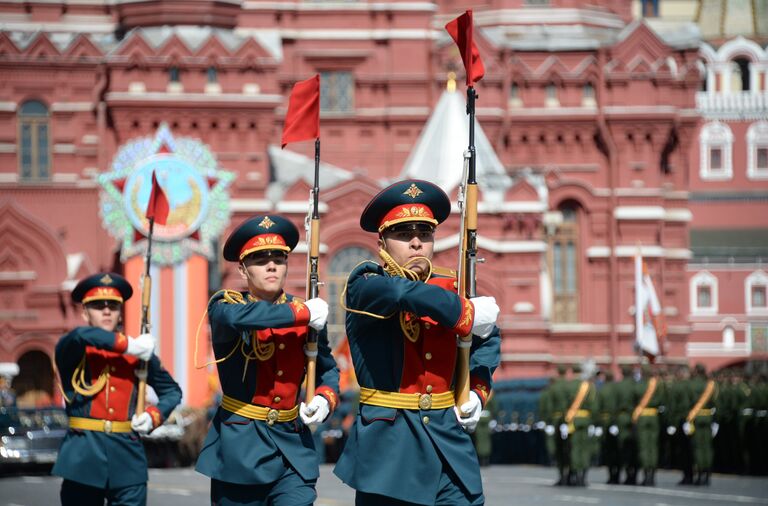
[632,364,665,486]
[667,364,693,484]
[598,370,620,484]
[333,180,501,505]
[616,364,638,484]
[539,365,569,485]
[684,363,718,486]
[195,215,340,505]
[562,364,596,487]
[53,272,182,506]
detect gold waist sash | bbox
[221,395,299,425]
[68,417,132,433]
[359,387,455,410]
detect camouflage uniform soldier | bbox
[616,364,638,484]
[563,364,597,487]
[633,364,665,486]
[684,363,718,486]
[598,370,620,484]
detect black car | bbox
[0,406,67,473]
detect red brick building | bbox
[1,0,762,408]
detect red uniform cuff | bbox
[471,377,491,406]
[145,406,163,429]
[452,298,474,337]
[113,333,129,353]
[289,299,311,326]
[316,386,338,413]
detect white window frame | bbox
[722,325,735,348]
[746,270,768,315]
[691,270,718,315]
[699,121,733,181]
[747,121,768,180]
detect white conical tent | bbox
[400,89,510,202]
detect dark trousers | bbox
[211,465,316,506]
[60,479,146,506]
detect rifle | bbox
[304,139,321,401]
[135,217,154,414]
[455,86,479,412]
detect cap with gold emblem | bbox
[71,272,133,305]
[222,214,300,262]
[360,179,451,234]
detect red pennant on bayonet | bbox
[281,75,320,148]
[445,10,485,87]
[145,171,170,226]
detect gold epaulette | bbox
[432,265,457,279]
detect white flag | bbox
[635,253,664,357]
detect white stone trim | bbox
[0,143,16,153]
[747,121,768,180]
[275,200,329,214]
[273,29,436,41]
[614,206,665,220]
[293,241,329,254]
[478,201,546,213]
[471,8,625,29]
[745,270,768,315]
[686,341,748,357]
[53,144,76,154]
[0,102,18,112]
[105,92,283,103]
[691,270,718,316]
[664,209,693,222]
[50,102,93,112]
[513,302,534,314]
[229,199,273,213]
[699,121,733,181]
[243,1,436,12]
[434,233,546,254]
[586,246,691,259]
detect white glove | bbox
[545,424,555,436]
[131,412,153,435]
[470,296,499,338]
[587,425,596,437]
[667,425,677,436]
[304,298,329,331]
[609,425,619,436]
[711,422,719,437]
[300,395,330,426]
[126,333,155,361]
[594,426,604,438]
[559,423,569,440]
[454,391,482,432]
[683,421,693,435]
[534,421,546,430]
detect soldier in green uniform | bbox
[633,364,665,486]
[474,394,496,466]
[539,365,568,485]
[616,364,638,485]
[684,363,718,486]
[598,370,620,484]
[563,364,597,487]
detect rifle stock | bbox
[135,218,155,415]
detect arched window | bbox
[18,100,50,181]
[207,66,218,84]
[699,121,733,180]
[548,203,579,323]
[690,271,718,315]
[722,325,735,348]
[730,57,751,92]
[509,82,522,107]
[745,270,768,314]
[545,82,559,108]
[747,121,768,180]
[582,82,595,107]
[326,246,377,347]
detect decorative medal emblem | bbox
[100,274,113,285]
[98,123,234,266]
[259,216,276,230]
[403,183,423,199]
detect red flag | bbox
[281,75,320,148]
[145,171,169,226]
[445,10,485,87]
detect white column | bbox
[707,68,716,94]
[750,63,759,93]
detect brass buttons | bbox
[273,396,281,403]
[422,416,430,424]
[425,352,432,360]
[276,370,283,377]
[108,408,114,414]
[110,386,116,392]
[278,343,285,350]
[424,323,431,330]
[426,385,433,393]
[266,409,279,426]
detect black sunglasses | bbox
[85,300,122,311]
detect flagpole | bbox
[305,138,321,401]
[135,217,154,414]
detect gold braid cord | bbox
[71,355,109,398]
[194,289,289,382]
[340,250,433,343]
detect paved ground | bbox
[1,465,767,506]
